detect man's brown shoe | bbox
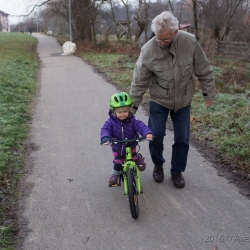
[153,167,164,183]
[171,172,185,188]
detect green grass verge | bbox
[80,52,250,175]
[81,53,135,92]
[191,93,250,172]
[0,33,38,249]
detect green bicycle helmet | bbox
[110,92,132,110]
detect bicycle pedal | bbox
[140,188,144,194]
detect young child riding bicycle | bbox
[100,92,154,185]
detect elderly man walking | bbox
[130,11,215,188]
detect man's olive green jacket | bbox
[130,30,215,112]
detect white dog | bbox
[47,30,53,36]
[62,41,76,55]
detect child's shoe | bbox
[136,153,146,171]
[109,174,119,184]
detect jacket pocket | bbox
[149,78,170,98]
[179,58,193,76]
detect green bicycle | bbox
[105,136,151,219]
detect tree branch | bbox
[15,0,51,17]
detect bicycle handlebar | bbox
[101,136,153,146]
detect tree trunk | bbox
[144,0,149,42]
[121,0,132,42]
[192,0,199,41]
[168,0,174,14]
[178,0,184,25]
[71,0,92,41]
[109,0,120,41]
[135,0,143,41]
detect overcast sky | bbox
[0,0,44,24]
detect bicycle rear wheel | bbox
[127,167,139,219]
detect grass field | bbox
[0,33,38,249]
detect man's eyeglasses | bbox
[155,38,171,43]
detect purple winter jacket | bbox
[100,109,153,154]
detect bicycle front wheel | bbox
[127,167,139,219]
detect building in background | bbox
[0,10,10,32]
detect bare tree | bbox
[221,0,244,40]
[201,0,245,40]
[143,0,150,41]
[191,0,199,40]
[17,0,107,42]
[233,0,250,41]
[106,0,121,41]
[149,0,170,16]
[120,0,133,41]
[134,0,150,41]
[41,0,69,35]
[71,0,91,41]
[177,0,201,40]
[168,0,175,13]
[19,0,51,17]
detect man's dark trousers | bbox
[148,101,190,173]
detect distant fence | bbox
[216,41,250,58]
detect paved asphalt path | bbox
[18,34,250,250]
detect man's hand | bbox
[205,99,213,107]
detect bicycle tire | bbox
[127,167,139,219]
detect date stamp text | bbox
[204,235,249,243]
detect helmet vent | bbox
[114,96,119,103]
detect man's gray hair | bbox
[151,11,179,34]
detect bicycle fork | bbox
[122,147,142,195]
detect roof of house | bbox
[0,10,9,16]
[180,23,192,29]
